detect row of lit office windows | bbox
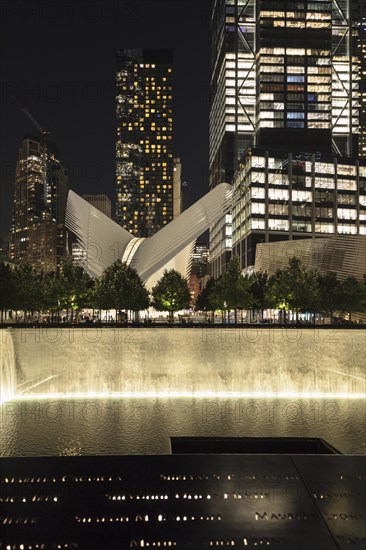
[260,75,331,84]
[249,179,363,195]
[263,20,331,28]
[249,157,366,177]
[259,121,329,128]
[259,66,331,75]
[260,57,331,66]
[248,204,315,217]
[260,48,331,56]
[248,203,362,220]
[259,102,330,111]
[236,219,364,235]
[260,10,331,19]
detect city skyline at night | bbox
[0,0,211,241]
[1,4,366,547]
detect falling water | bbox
[8,327,366,399]
[0,330,16,404]
[1,327,365,457]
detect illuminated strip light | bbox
[12,391,366,401]
[122,237,145,265]
[326,370,366,383]
[17,376,58,394]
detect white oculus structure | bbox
[65,183,232,288]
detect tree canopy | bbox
[151,269,191,320]
[94,260,149,319]
[1,254,365,325]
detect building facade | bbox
[210,0,362,274]
[116,49,174,237]
[232,150,366,268]
[209,0,256,277]
[254,233,366,323]
[9,135,68,273]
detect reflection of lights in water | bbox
[57,438,82,456]
[12,391,366,400]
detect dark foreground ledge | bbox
[1,452,365,549]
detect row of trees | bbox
[196,256,366,323]
[0,259,191,323]
[1,255,366,324]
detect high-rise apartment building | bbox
[9,135,69,272]
[82,194,112,218]
[115,49,173,237]
[209,0,362,275]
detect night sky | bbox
[0,0,212,239]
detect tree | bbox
[336,276,365,323]
[362,276,366,316]
[13,264,43,321]
[318,271,339,323]
[222,255,251,323]
[59,257,94,322]
[195,278,216,322]
[269,257,319,323]
[248,270,273,321]
[127,272,150,321]
[301,265,320,322]
[0,262,17,322]
[41,271,65,322]
[268,269,291,323]
[151,269,190,321]
[95,260,149,322]
[208,276,227,323]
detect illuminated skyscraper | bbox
[209,0,362,275]
[116,49,173,237]
[10,135,69,272]
[359,4,366,157]
[209,0,256,277]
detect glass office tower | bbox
[209,0,362,274]
[116,49,173,237]
[209,0,256,277]
[359,4,366,158]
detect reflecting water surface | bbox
[1,398,365,456]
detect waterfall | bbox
[8,328,366,399]
[0,329,16,404]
